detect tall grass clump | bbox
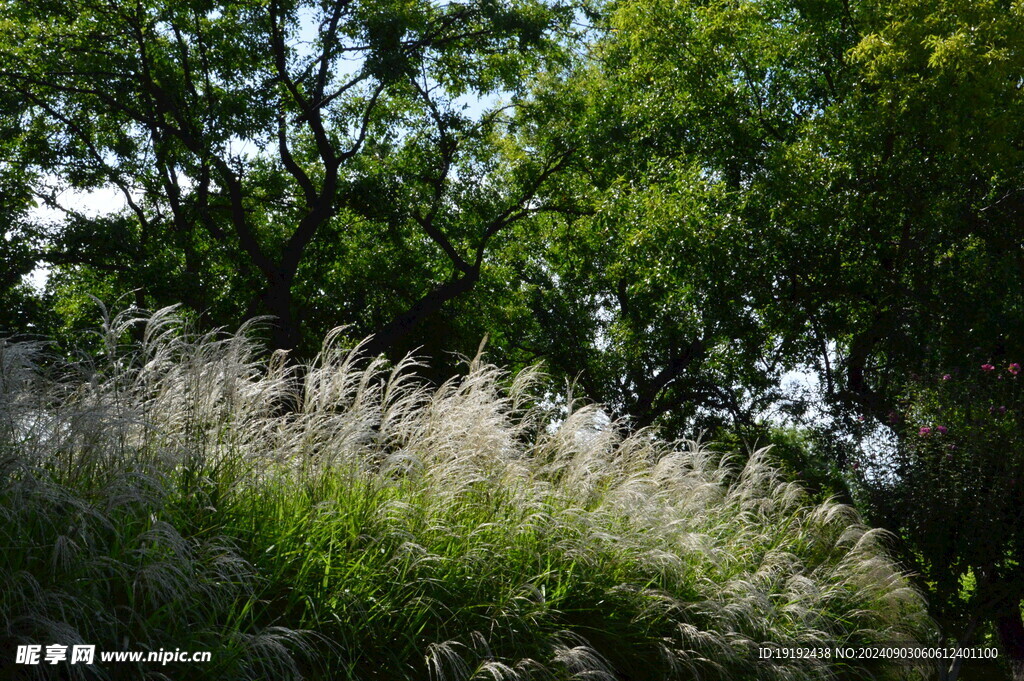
[1,307,934,680]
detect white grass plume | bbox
[0,307,935,680]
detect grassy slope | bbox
[0,309,934,680]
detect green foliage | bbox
[716,426,856,504]
[541,0,1024,432]
[861,362,1024,654]
[534,0,1024,668]
[0,0,580,358]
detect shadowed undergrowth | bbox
[1,307,934,680]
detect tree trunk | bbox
[364,270,479,359]
[997,606,1024,681]
[264,272,299,353]
[942,613,980,681]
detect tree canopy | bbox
[571,0,1024,674]
[0,0,581,362]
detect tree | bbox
[551,0,1024,675]
[0,0,578,358]
[489,25,800,435]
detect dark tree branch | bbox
[409,75,472,275]
[632,338,706,428]
[362,268,481,359]
[17,89,153,233]
[473,147,576,269]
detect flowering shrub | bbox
[901,361,1023,468]
[878,360,1024,663]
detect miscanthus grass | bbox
[1,307,934,680]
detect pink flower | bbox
[999,406,1007,414]
[935,425,948,434]
[982,363,996,372]
[919,426,932,436]
[1010,363,1021,375]
[942,374,952,381]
